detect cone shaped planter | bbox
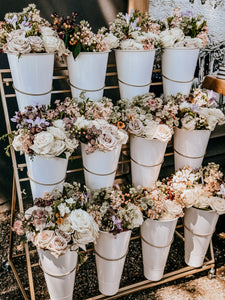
[25,155,69,200]
[38,249,77,300]
[7,53,54,111]
[67,52,109,101]
[184,207,219,268]
[161,48,199,97]
[81,143,121,190]
[174,128,211,171]
[130,135,167,187]
[141,218,177,281]
[94,230,131,296]
[115,49,155,100]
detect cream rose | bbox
[47,126,66,140]
[194,195,210,209]
[97,131,118,151]
[161,200,183,220]
[7,37,31,54]
[48,140,66,156]
[47,235,68,258]
[58,217,74,233]
[28,36,44,52]
[42,35,60,53]
[65,136,79,151]
[128,118,143,136]
[181,188,199,207]
[181,115,196,130]
[7,29,26,41]
[120,39,144,50]
[69,209,99,249]
[30,131,54,155]
[34,230,55,249]
[40,26,56,36]
[152,124,172,142]
[102,33,119,50]
[210,197,225,214]
[12,134,24,152]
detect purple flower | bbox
[6,15,18,28]
[190,104,199,112]
[181,10,193,17]
[112,216,122,230]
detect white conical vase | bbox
[94,230,131,296]
[173,128,211,170]
[25,155,69,200]
[141,218,178,281]
[38,249,77,300]
[115,49,155,100]
[162,48,199,97]
[184,207,219,268]
[67,52,109,101]
[7,53,54,111]
[81,143,121,190]
[130,135,167,187]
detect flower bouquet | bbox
[159,8,209,97]
[51,12,118,100]
[109,10,161,99]
[73,95,128,190]
[169,163,225,267]
[0,4,67,110]
[88,186,143,295]
[130,182,184,281]
[13,182,98,300]
[8,99,80,199]
[172,88,225,170]
[113,92,179,187]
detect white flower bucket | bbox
[38,249,77,300]
[115,49,155,100]
[81,143,121,190]
[161,48,199,97]
[94,230,131,296]
[141,218,177,281]
[7,53,54,111]
[174,128,211,170]
[25,155,68,200]
[67,52,109,101]
[130,135,167,187]
[184,207,219,268]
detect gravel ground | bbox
[0,210,225,300]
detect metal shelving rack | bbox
[0,66,217,300]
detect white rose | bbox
[183,37,203,48]
[42,35,60,53]
[128,118,143,136]
[48,140,66,156]
[181,188,198,207]
[210,197,225,214]
[123,203,143,229]
[6,37,31,54]
[53,119,65,130]
[181,115,196,130]
[194,195,210,209]
[206,114,218,131]
[58,217,74,233]
[65,136,79,151]
[120,39,144,50]
[179,102,192,110]
[12,134,24,152]
[160,28,184,48]
[102,33,119,50]
[30,131,54,155]
[69,209,99,249]
[28,36,44,52]
[209,108,225,126]
[97,131,118,151]
[74,116,90,130]
[24,206,39,220]
[47,126,66,140]
[142,120,158,139]
[117,129,128,145]
[161,200,183,220]
[40,26,56,36]
[47,235,68,258]
[34,230,55,249]
[152,124,172,142]
[57,38,69,56]
[6,29,26,41]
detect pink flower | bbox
[13,220,24,235]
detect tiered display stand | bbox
[0,66,217,300]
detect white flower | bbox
[160,28,184,48]
[28,36,44,52]
[181,188,199,207]
[40,26,56,36]
[74,116,90,130]
[210,197,225,214]
[12,134,24,152]
[47,126,66,140]
[65,136,79,151]
[161,200,183,220]
[6,37,31,54]
[120,203,143,229]
[47,235,68,258]
[218,184,225,198]
[53,119,65,130]
[181,115,196,130]
[97,131,118,152]
[24,206,39,220]
[42,35,60,53]
[120,39,144,50]
[152,124,172,142]
[48,140,66,156]
[7,29,26,41]
[65,197,75,204]
[128,118,143,136]
[69,209,99,250]
[58,217,74,233]
[194,195,210,209]
[141,120,158,139]
[117,129,128,145]
[30,131,54,155]
[102,33,119,50]
[34,230,54,249]
[58,203,70,217]
[179,102,192,110]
